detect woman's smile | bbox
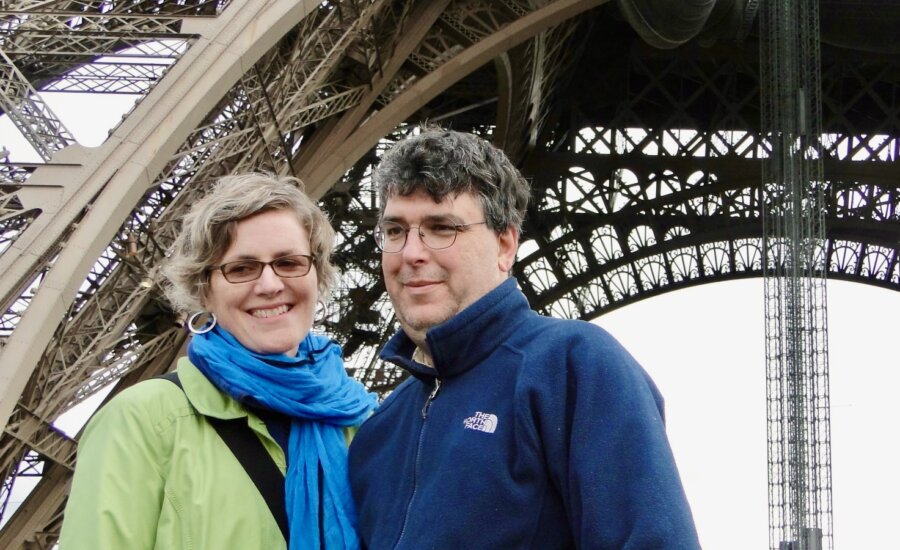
[250,304,292,318]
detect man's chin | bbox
[399,312,452,338]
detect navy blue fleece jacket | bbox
[349,278,700,549]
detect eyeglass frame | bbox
[207,254,317,283]
[374,219,488,253]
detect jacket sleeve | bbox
[536,324,701,549]
[58,383,175,550]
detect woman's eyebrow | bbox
[223,250,303,261]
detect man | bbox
[348,127,701,549]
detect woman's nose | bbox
[254,264,284,293]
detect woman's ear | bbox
[199,286,211,312]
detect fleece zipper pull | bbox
[421,378,441,419]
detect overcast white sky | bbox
[3,92,898,549]
[601,279,900,549]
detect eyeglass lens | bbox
[376,221,460,252]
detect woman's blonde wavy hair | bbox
[161,173,337,313]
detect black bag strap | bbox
[158,372,290,541]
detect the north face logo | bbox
[463,412,498,434]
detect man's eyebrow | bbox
[381,213,463,224]
[423,214,464,223]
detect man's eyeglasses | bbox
[374,220,487,253]
[209,254,316,283]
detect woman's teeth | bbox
[252,304,289,318]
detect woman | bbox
[59,173,377,549]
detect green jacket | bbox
[59,357,288,550]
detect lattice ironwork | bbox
[0,48,73,160]
[516,21,900,320]
[0,450,41,522]
[0,1,897,547]
[761,1,832,549]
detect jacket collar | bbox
[380,278,532,380]
[176,356,248,420]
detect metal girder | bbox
[38,60,170,93]
[1,411,75,471]
[297,0,611,196]
[509,24,900,321]
[0,183,38,267]
[0,1,225,15]
[0,163,33,184]
[0,6,227,117]
[496,15,588,162]
[222,0,391,177]
[0,459,69,550]
[0,48,73,160]
[760,2,833,547]
[0,9,204,94]
[290,0,452,179]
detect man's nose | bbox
[401,228,429,258]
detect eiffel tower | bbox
[0,1,897,548]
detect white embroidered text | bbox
[463,412,498,434]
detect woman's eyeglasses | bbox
[209,254,316,283]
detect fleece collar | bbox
[380,278,532,380]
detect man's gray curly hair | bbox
[374,126,531,233]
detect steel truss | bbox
[0,1,896,547]
[760,1,832,548]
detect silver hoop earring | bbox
[187,311,217,334]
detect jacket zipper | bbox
[421,378,441,418]
[393,378,441,549]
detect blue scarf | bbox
[188,325,377,550]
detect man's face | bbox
[381,190,518,347]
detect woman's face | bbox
[204,209,318,357]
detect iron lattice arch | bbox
[519,126,899,320]
[0,1,897,547]
[514,31,899,320]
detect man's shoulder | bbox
[506,314,650,389]
[510,313,621,351]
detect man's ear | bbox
[497,226,519,273]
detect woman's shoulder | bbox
[86,375,195,435]
[111,374,190,407]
